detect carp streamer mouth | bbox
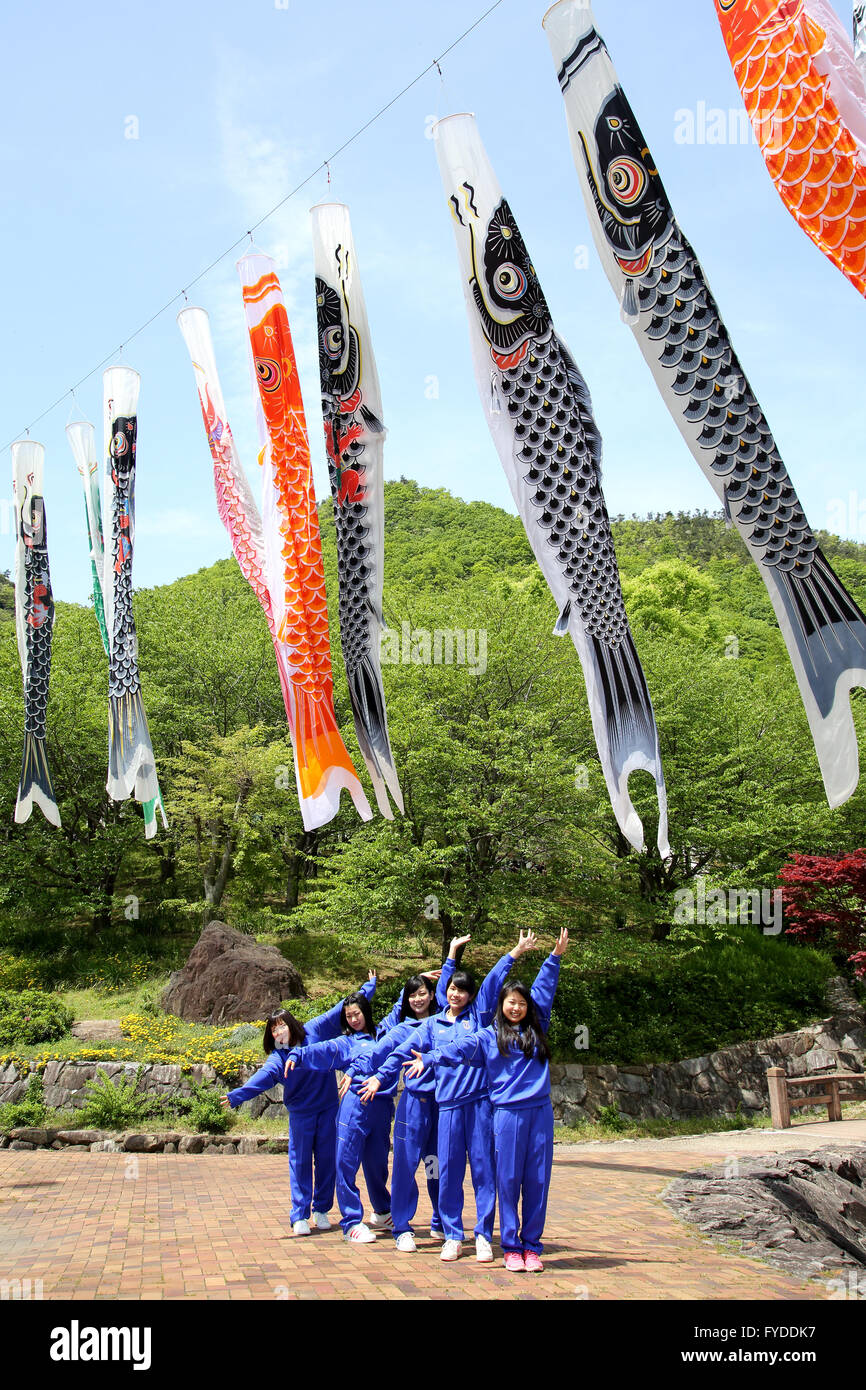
[615,248,653,276]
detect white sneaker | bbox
[440,1239,461,1262]
[368,1211,393,1231]
[345,1223,376,1244]
[430,1227,447,1243]
[292,1219,311,1236]
[395,1231,416,1253]
[311,1212,331,1230]
[475,1235,494,1263]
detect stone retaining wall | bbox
[552,1008,866,1125]
[2,992,864,1128]
[0,1127,286,1155]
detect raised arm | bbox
[304,970,377,1044]
[476,930,540,1026]
[530,959,561,1034]
[436,958,455,1008]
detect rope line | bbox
[1,0,507,454]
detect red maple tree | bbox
[779,849,866,979]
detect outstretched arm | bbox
[220,1051,284,1109]
[284,1035,355,1077]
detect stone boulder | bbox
[159,920,304,1025]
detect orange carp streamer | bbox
[716,0,866,296]
[238,254,371,826]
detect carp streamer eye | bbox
[256,357,282,392]
[495,263,527,300]
[325,325,343,359]
[718,0,738,10]
[607,156,646,205]
[111,431,128,458]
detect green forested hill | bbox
[0,484,864,977]
[0,572,13,623]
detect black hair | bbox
[494,982,550,1063]
[340,992,375,1036]
[398,973,438,1022]
[263,1009,307,1054]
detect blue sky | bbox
[1,0,864,603]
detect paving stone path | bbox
[1,1121,862,1301]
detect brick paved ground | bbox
[4,1121,862,1300]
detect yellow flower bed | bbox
[0,1015,269,1080]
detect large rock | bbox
[665,1146,866,1281]
[159,920,305,1025]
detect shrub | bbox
[595,1103,627,1132]
[547,928,834,1064]
[78,1072,160,1130]
[170,1083,231,1134]
[0,989,73,1047]
[0,1073,49,1131]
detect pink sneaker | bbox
[504,1252,525,1272]
[524,1251,544,1273]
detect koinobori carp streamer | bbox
[102,368,165,828]
[433,112,669,855]
[237,250,372,829]
[543,0,866,810]
[311,202,404,821]
[11,440,61,828]
[67,417,166,839]
[714,0,866,298]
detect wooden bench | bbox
[766,1067,866,1128]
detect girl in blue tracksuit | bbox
[369,971,447,1251]
[220,972,376,1236]
[361,931,540,1263]
[405,929,568,1272]
[284,991,408,1244]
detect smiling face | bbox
[271,1019,291,1048]
[343,1003,367,1033]
[502,991,528,1026]
[408,984,433,1017]
[446,982,472,1016]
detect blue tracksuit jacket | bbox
[422,955,562,1107]
[424,952,562,1254]
[373,952,516,1107]
[226,977,376,1224]
[227,975,377,1115]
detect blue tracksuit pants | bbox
[335,1091,393,1233]
[288,1104,338,1223]
[390,1089,442,1236]
[437,1096,496,1243]
[493,1103,554,1255]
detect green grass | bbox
[58,978,172,1021]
